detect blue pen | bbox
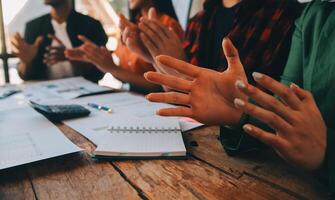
[88,103,112,113]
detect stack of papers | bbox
[0,107,81,170]
[0,77,202,166]
[0,77,111,169]
[0,77,112,112]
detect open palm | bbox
[145,38,247,125]
[11,33,43,64]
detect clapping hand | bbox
[234,73,327,170]
[145,38,247,125]
[43,34,66,67]
[65,35,114,72]
[11,33,43,64]
[119,13,153,63]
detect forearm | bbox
[326,128,335,195]
[18,61,35,80]
[109,67,162,93]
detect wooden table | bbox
[0,124,329,200]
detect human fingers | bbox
[13,33,26,46]
[139,21,162,46]
[290,83,312,102]
[43,55,59,66]
[82,44,101,59]
[140,33,159,57]
[48,34,63,46]
[122,27,137,44]
[144,71,192,92]
[119,13,133,30]
[78,35,94,44]
[222,37,244,75]
[235,80,294,122]
[156,107,193,118]
[156,55,201,78]
[234,98,292,133]
[46,46,65,53]
[65,49,85,61]
[243,124,288,152]
[148,7,158,20]
[141,18,168,39]
[33,36,44,47]
[146,92,190,106]
[252,73,301,110]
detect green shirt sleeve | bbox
[327,128,335,194]
[280,14,304,87]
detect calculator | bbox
[29,101,91,121]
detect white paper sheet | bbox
[0,107,82,170]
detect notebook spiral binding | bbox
[107,126,181,133]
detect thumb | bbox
[223,37,244,73]
[34,36,44,47]
[78,35,92,44]
[148,7,158,20]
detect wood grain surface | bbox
[0,123,329,200]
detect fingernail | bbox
[234,98,245,107]
[252,72,263,81]
[290,83,299,88]
[235,80,246,89]
[243,125,252,132]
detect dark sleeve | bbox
[220,12,305,155]
[24,21,37,44]
[327,128,335,195]
[220,105,271,156]
[80,19,108,82]
[19,21,48,80]
[86,19,108,46]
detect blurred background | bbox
[0,0,204,86]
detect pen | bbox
[88,103,112,113]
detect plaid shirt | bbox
[183,0,303,82]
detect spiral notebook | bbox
[93,117,187,158]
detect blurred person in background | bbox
[11,0,107,82]
[66,0,183,94]
[122,0,303,87]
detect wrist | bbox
[225,110,245,128]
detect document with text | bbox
[0,107,81,170]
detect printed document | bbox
[0,107,81,170]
